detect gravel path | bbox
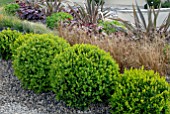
[0,60,169,114]
[0,60,110,114]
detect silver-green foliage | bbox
[109,68,170,114]
[13,34,70,93]
[0,15,54,34]
[50,44,119,109]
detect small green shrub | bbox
[109,68,170,114]
[11,33,37,57]
[13,34,70,93]
[4,3,19,15]
[161,1,170,8]
[12,34,60,57]
[98,20,126,34]
[50,44,119,109]
[46,12,73,29]
[0,28,21,60]
[144,0,161,9]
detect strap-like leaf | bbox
[147,8,153,33]
[133,4,141,29]
[153,4,161,28]
[135,0,146,29]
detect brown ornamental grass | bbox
[58,25,170,76]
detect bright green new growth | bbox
[50,44,119,110]
[4,3,19,15]
[46,12,73,29]
[109,68,170,114]
[0,28,21,60]
[13,34,70,93]
[11,33,35,58]
[12,34,67,56]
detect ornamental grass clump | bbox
[0,15,54,34]
[50,44,119,110]
[0,28,22,60]
[109,68,170,114]
[58,25,170,76]
[13,34,70,93]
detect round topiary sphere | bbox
[12,34,63,58]
[0,28,21,60]
[50,44,119,109]
[13,34,70,93]
[11,33,35,58]
[109,68,170,114]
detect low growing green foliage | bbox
[46,12,73,29]
[0,0,14,6]
[0,15,54,34]
[0,28,21,60]
[4,3,19,15]
[161,1,170,8]
[98,20,126,34]
[109,68,170,114]
[0,15,23,31]
[50,44,119,109]
[13,34,70,93]
[144,0,161,9]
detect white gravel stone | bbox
[0,60,110,114]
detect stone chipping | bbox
[0,60,110,114]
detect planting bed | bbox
[0,0,170,113]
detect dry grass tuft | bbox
[58,25,170,76]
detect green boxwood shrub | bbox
[13,34,70,93]
[4,3,19,15]
[46,12,73,29]
[109,68,170,114]
[50,44,119,109]
[12,33,43,57]
[12,34,66,57]
[0,28,21,60]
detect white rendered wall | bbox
[70,0,146,7]
[70,0,166,7]
[117,8,170,27]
